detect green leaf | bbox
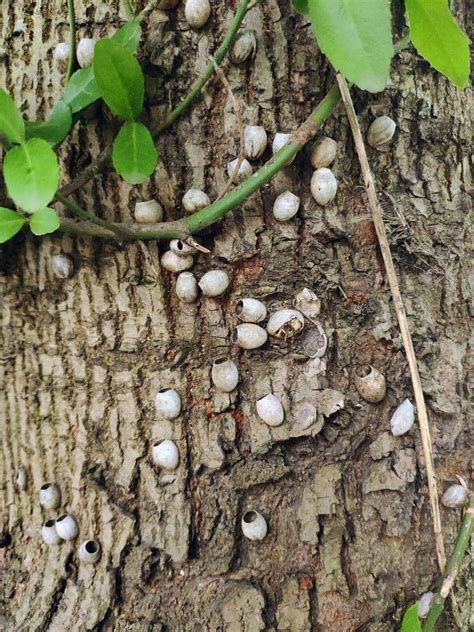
[29,207,60,236]
[3,138,60,213]
[111,21,142,52]
[405,0,470,89]
[112,122,158,184]
[25,101,73,145]
[400,603,422,632]
[308,0,394,93]
[93,39,144,121]
[0,88,25,144]
[64,66,101,113]
[0,207,26,243]
[291,0,309,16]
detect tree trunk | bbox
[0,1,472,630]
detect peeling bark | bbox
[0,1,472,630]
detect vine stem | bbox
[423,496,474,631]
[58,85,342,240]
[65,0,76,81]
[59,0,255,197]
[336,73,446,572]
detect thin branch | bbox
[335,73,446,572]
[121,0,135,20]
[58,0,254,197]
[211,57,245,201]
[136,0,160,21]
[57,84,342,241]
[65,0,76,81]
[423,496,474,631]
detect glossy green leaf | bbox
[291,0,309,15]
[112,20,142,52]
[0,207,26,243]
[93,39,144,121]
[3,138,60,213]
[64,67,101,113]
[25,101,73,144]
[405,0,470,88]
[0,88,25,144]
[308,0,394,92]
[112,122,158,184]
[400,603,422,632]
[29,207,60,236]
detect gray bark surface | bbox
[0,1,472,630]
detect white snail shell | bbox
[152,439,180,470]
[155,388,182,419]
[440,484,468,508]
[227,158,253,181]
[272,132,294,165]
[353,365,386,403]
[52,254,74,279]
[244,125,267,160]
[310,168,338,206]
[231,324,268,349]
[390,399,415,436]
[241,510,267,541]
[182,188,210,213]
[134,200,163,224]
[273,191,300,222]
[198,270,230,297]
[55,514,79,541]
[235,298,267,323]
[211,358,239,393]
[229,29,257,64]
[256,393,285,427]
[310,137,337,169]
[54,42,70,67]
[184,0,211,29]
[418,592,435,619]
[175,271,199,303]
[294,402,317,430]
[293,288,321,318]
[161,250,194,273]
[79,539,101,564]
[42,520,62,545]
[39,483,61,510]
[367,116,396,149]
[266,309,305,339]
[76,38,96,68]
[170,239,196,256]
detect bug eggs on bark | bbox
[184,0,211,29]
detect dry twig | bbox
[336,74,446,572]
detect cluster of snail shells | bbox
[41,513,79,544]
[174,269,230,302]
[308,136,338,206]
[153,389,181,471]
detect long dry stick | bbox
[211,57,245,202]
[336,74,446,572]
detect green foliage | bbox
[400,603,422,632]
[3,138,60,213]
[111,20,142,52]
[0,89,25,144]
[0,208,26,243]
[25,101,73,144]
[64,66,101,113]
[112,122,158,184]
[307,0,393,93]
[29,207,60,236]
[291,0,309,15]
[93,39,144,121]
[405,0,470,89]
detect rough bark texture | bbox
[0,1,472,630]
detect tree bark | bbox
[0,1,472,630]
